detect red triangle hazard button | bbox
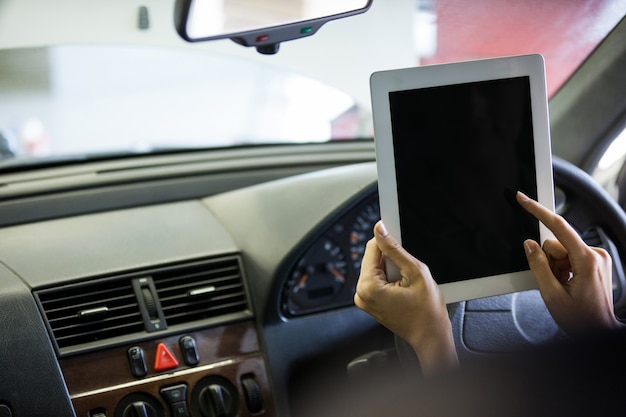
[154,343,179,372]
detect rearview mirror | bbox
[174,0,373,54]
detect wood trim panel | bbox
[60,320,274,416]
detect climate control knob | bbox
[192,376,239,417]
[115,393,164,417]
[122,401,157,417]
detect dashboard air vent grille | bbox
[154,256,250,326]
[34,255,250,356]
[36,278,143,352]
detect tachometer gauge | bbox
[349,201,380,270]
[287,238,348,313]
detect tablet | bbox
[370,54,555,303]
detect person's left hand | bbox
[354,221,459,375]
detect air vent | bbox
[35,255,251,356]
[35,278,143,354]
[154,256,251,327]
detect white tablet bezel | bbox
[370,54,555,304]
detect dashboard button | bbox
[127,346,148,378]
[160,384,188,404]
[179,336,200,366]
[170,402,190,417]
[161,385,190,417]
[154,343,179,372]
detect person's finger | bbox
[524,239,566,297]
[541,239,569,261]
[516,191,588,259]
[354,238,386,309]
[360,237,383,277]
[541,239,572,283]
[374,221,428,283]
[590,246,615,298]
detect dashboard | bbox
[0,156,625,417]
[0,159,381,417]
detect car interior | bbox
[0,1,625,417]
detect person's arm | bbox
[354,221,459,375]
[516,191,624,335]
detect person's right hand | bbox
[517,191,623,335]
[354,221,458,374]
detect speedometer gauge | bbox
[281,189,380,317]
[287,237,348,313]
[349,201,380,270]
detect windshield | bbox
[0,0,624,167]
[0,45,363,160]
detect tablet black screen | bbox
[389,76,539,284]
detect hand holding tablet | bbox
[355,190,621,373]
[359,54,619,372]
[370,54,555,303]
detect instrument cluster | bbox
[281,189,379,317]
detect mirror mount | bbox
[174,0,373,55]
[255,44,280,55]
[228,19,326,55]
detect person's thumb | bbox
[524,239,562,296]
[374,221,425,280]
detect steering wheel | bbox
[395,156,626,372]
[552,156,626,314]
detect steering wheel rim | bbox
[552,156,626,246]
[395,156,626,372]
